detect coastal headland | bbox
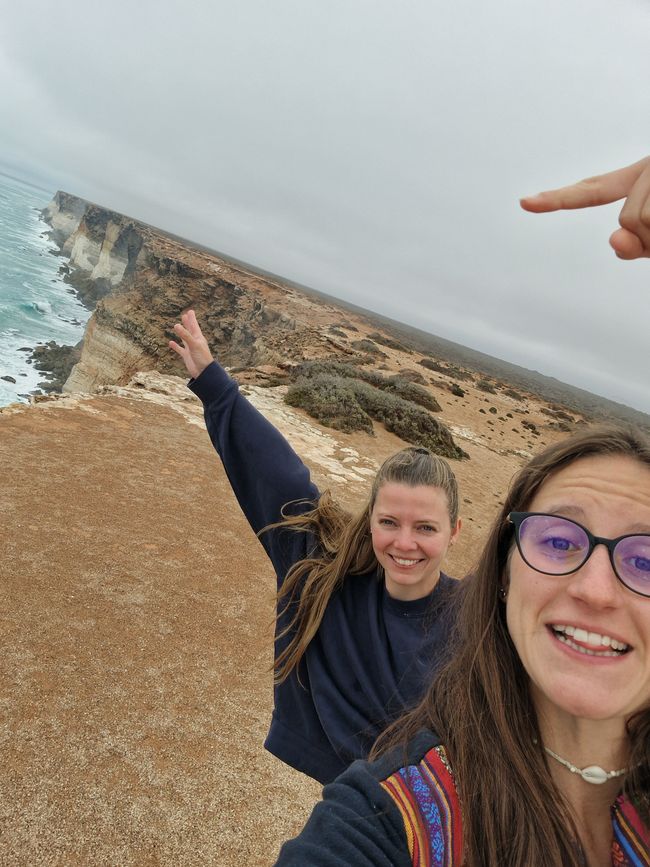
[2,193,648,865]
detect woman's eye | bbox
[538,534,581,554]
[418,525,435,533]
[628,555,650,574]
[379,518,395,527]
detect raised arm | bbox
[520,155,650,260]
[169,309,214,379]
[170,311,320,575]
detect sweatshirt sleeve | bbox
[189,361,320,573]
[273,761,411,867]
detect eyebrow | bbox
[541,504,650,535]
[376,512,440,524]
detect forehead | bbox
[373,482,450,516]
[528,454,650,528]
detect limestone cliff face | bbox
[42,193,349,394]
[41,191,87,247]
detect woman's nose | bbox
[393,528,416,550]
[566,543,621,609]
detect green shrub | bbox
[351,339,388,358]
[290,361,440,411]
[395,368,426,384]
[450,383,465,397]
[477,379,496,394]
[284,371,467,459]
[418,358,447,374]
[541,407,574,423]
[418,357,473,381]
[286,375,373,434]
[366,332,411,353]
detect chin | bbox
[547,691,630,722]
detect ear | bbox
[449,517,462,544]
[499,564,510,598]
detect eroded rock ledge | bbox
[41,192,365,395]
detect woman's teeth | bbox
[391,556,420,566]
[551,624,629,656]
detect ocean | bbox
[0,173,90,407]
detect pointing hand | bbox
[520,156,650,260]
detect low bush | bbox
[541,406,574,423]
[396,368,426,384]
[291,361,441,411]
[286,375,373,434]
[351,339,388,358]
[285,370,467,459]
[367,332,411,353]
[418,357,473,381]
[418,358,447,374]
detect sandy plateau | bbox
[0,350,579,865]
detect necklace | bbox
[543,745,627,785]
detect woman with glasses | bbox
[276,160,650,864]
[276,424,650,865]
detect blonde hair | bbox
[269,446,459,683]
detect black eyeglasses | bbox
[508,512,650,598]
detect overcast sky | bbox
[1,0,649,410]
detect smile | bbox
[550,624,630,657]
[389,554,423,567]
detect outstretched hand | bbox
[520,156,650,260]
[169,310,214,380]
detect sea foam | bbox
[0,174,90,406]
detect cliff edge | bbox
[42,192,369,395]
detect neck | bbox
[536,713,629,832]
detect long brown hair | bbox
[269,446,459,683]
[373,423,650,865]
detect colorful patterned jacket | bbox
[275,730,650,866]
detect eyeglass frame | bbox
[507,511,650,599]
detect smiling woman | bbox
[277,158,650,867]
[370,482,460,601]
[169,311,462,785]
[506,453,650,727]
[276,424,650,866]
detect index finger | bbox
[183,309,203,338]
[520,158,650,213]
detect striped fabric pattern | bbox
[381,747,650,866]
[612,796,650,866]
[380,746,462,867]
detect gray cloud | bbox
[1,0,649,408]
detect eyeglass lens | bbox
[517,514,650,596]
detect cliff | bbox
[42,192,362,395]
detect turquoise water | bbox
[0,173,90,406]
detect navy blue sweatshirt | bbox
[274,730,442,866]
[189,361,457,784]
